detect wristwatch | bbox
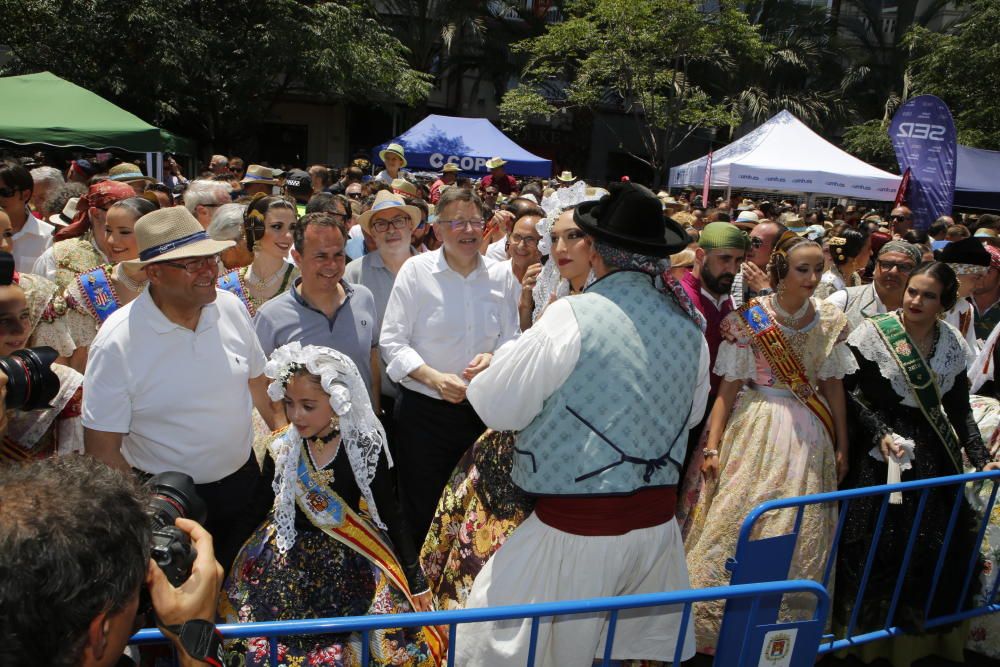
[169,619,225,666]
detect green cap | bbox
[699,221,749,251]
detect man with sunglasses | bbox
[730,220,786,308]
[825,240,922,330]
[889,205,913,238]
[83,207,279,573]
[0,160,55,271]
[381,186,520,547]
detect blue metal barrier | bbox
[132,580,829,666]
[723,469,1000,655]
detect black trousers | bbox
[394,387,485,548]
[138,454,264,577]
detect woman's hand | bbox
[836,448,849,484]
[701,451,720,481]
[879,433,903,461]
[412,590,434,613]
[520,263,542,309]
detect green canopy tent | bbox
[0,71,195,177]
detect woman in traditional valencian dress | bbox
[684,232,854,654]
[215,194,299,315]
[835,261,1000,667]
[32,180,135,289]
[51,197,158,372]
[419,185,600,611]
[0,254,82,464]
[222,343,442,667]
[814,227,870,300]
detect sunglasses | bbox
[877,259,916,274]
[750,237,765,249]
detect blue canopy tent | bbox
[373,114,551,178]
[955,144,1000,211]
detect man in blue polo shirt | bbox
[254,211,381,410]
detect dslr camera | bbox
[146,472,208,586]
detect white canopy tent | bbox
[669,111,902,201]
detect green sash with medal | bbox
[870,313,963,472]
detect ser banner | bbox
[889,95,957,231]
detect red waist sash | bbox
[535,487,676,536]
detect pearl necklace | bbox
[245,263,284,289]
[113,263,146,293]
[771,294,810,322]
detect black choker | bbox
[306,426,340,447]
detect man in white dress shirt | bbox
[459,183,708,665]
[380,186,520,546]
[0,162,54,272]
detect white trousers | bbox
[454,513,696,666]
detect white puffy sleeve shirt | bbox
[467,298,711,432]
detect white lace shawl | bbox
[531,181,602,322]
[264,342,391,553]
[848,316,971,408]
[971,321,1000,393]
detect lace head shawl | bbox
[264,342,391,553]
[531,182,601,322]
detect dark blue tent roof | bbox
[955,144,1000,211]
[374,114,551,178]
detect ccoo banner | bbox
[888,95,957,231]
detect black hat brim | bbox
[574,199,691,257]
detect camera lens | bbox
[146,471,208,530]
[0,346,60,411]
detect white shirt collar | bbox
[700,286,730,310]
[431,247,487,276]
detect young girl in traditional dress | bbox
[222,342,442,667]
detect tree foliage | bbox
[906,0,1000,149]
[499,0,766,179]
[841,119,898,172]
[0,0,431,151]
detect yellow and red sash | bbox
[288,439,445,663]
[739,299,836,441]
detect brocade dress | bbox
[683,297,856,654]
[222,433,439,667]
[836,316,993,667]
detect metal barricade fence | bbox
[132,580,829,666]
[720,469,1000,657]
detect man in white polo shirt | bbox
[381,186,520,547]
[83,206,278,572]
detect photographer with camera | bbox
[0,456,224,666]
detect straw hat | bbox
[378,143,407,168]
[441,163,460,174]
[356,190,420,235]
[109,162,155,186]
[390,178,418,200]
[48,197,79,228]
[124,207,234,268]
[485,157,507,170]
[556,170,576,183]
[670,247,696,269]
[241,164,279,186]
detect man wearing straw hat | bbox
[108,162,156,195]
[481,156,518,196]
[240,164,279,196]
[82,206,280,572]
[430,162,459,204]
[555,170,577,188]
[375,142,409,184]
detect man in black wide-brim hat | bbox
[459,182,711,665]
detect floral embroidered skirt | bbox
[967,394,1000,658]
[221,519,438,667]
[419,429,533,611]
[683,388,838,654]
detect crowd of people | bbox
[3,145,1000,667]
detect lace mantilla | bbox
[264,342,391,553]
[530,182,604,323]
[848,315,970,408]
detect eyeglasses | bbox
[440,218,486,231]
[372,215,410,232]
[159,255,220,274]
[509,233,540,247]
[750,237,765,248]
[877,259,916,274]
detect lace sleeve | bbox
[819,341,859,380]
[944,371,992,470]
[29,316,76,357]
[715,339,756,381]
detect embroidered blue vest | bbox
[513,271,701,495]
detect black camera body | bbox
[146,471,208,586]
